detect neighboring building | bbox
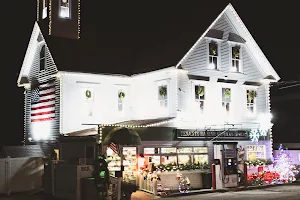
[17,4,279,183]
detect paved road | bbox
[164,185,300,200]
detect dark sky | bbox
[1,1,299,145]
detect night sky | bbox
[1,1,299,145]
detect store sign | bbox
[176,129,249,139]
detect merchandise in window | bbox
[178,155,192,164]
[194,154,209,164]
[161,147,176,154]
[193,147,208,153]
[161,156,177,165]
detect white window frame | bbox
[246,89,257,117]
[229,43,243,73]
[59,0,71,19]
[194,84,205,114]
[222,87,231,115]
[207,40,220,70]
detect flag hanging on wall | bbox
[31,82,56,122]
[110,142,121,155]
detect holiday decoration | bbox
[247,90,257,101]
[224,88,231,98]
[249,129,268,142]
[85,90,92,98]
[176,171,190,193]
[232,46,240,59]
[196,85,205,97]
[245,158,273,167]
[247,171,280,186]
[237,145,245,162]
[118,91,125,99]
[159,86,167,97]
[273,144,297,183]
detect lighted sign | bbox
[246,145,266,160]
[177,129,249,139]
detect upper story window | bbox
[39,45,46,71]
[222,88,231,114]
[246,89,257,116]
[194,85,205,114]
[208,41,219,70]
[231,45,242,72]
[118,90,125,112]
[59,0,71,19]
[158,85,168,108]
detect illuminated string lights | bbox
[48,0,52,35]
[78,0,81,39]
[99,118,176,128]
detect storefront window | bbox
[123,147,137,182]
[177,147,193,153]
[161,156,177,164]
[146,156,160,165]
[194,154,208,164]
[144,147,159,154]
[161,147,177,154]
[193,147,208,153]
[178,155,192,164]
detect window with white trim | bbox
[246,89,257,115]
[59,0,71,19]
[222,88,231,114]
[208,41,219,69]
[158,85,168,108]
[231,45,242,72]
[118,90,125,112]
[39,45,46,71]
[194,85,205,114]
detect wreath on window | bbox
[196,86,205,97]
[209,42,218,56]
[118,91,125,99]
[159,86,167,97]
[224,88,231,99]
[232,46,240,59]
[248,90,257,101]
[85,90,92,98]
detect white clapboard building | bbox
[17,4,279,167]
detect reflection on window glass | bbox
[144,148,159,154]
[161,156,177,165]
[59,0,70,19]
[194,154,208,164]
[161,148,176,154]
[177,147,193,153]
[146,156,160,165]
[193,147,208,153]
[178,155,192,164]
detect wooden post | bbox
[212,164,216,190]
[243,163,248,187]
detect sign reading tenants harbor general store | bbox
[176,129,249,140]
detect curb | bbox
[163,182,300,198]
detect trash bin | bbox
[202,172,212,189]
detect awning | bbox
[103,127,141,145]
[113,117,175,127]
[227,32,246,43]
[205,29,224,40]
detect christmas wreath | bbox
[196,86,205,97]
[224,88,231,99]
[118,91,125,99]
[85,90,92,98]
[248,90,257,101]
[159,86,167,97]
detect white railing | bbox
[138,174,158,195]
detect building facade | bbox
[17,4,279,183]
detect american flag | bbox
[110,142,121,155]
[31,81,56,122]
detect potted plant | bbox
[232,46,240,59]
[121,181,139,200]
[159,86,167,97]
[119,91,125,99]
[196,86,205,97]
[224,88,231,99]
[248,90,257,101]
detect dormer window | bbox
[39,45,46,71]
[208,41,218,69]
[59,0,71,19]
[231,45,242,72]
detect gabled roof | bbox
[17,22,43,87]
[175,3,280,81]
